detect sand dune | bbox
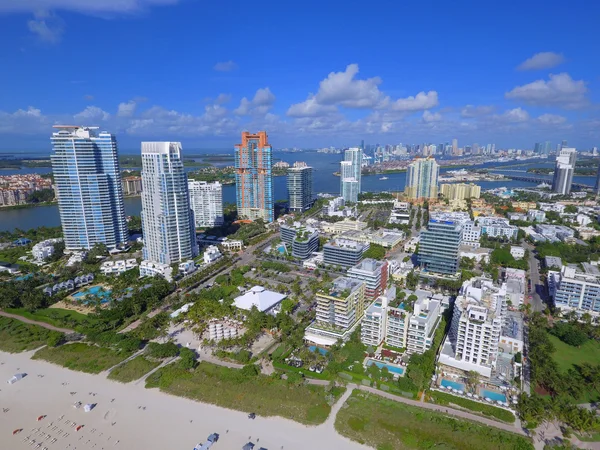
[0,350,369,450]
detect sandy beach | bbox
[0,350,369,450]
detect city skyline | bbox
[1,2,599,149]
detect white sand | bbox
[0,350,369,450]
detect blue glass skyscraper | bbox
[51,126,128,251]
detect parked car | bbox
[248,413,256,419]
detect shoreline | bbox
[0,350,369,450]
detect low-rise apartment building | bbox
[476,217,518,240]
[280,223,319,259]
[551,264,600,313]
[100,259,138,276]
[347,258,388,300]
[323,238,369,268]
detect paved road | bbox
[0,310,74,334]
[523,241,546,312]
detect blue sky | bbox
[0,0,599,151]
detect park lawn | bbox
[108,356,160,383]
[548,334,600,402]
[5,307,98,330]
[146,361,343,425]
[33,343,131,374]
[335,391,533,450]
[0,317,55,353]
[548,334,600,372]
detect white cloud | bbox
[537,113,567,125]
[422,111,442,123]
[461,104,494,118]
[388,91,439,112]
[0,0,180,15]
[27,10,64,43]
[0,106,49,134]
[234,88,275,116]
[215,93,231,104]
[13,106,42,118]
[117,100,137,117]
[505,73,588,109]
[314,64,384,108]
[74,106,110,122]
[213,61,237,72]
[517,52,565,71]
[287,96,337,118]
[498,108,530,123]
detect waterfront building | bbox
[438,277,508,378]
[287,162,313,213]
[305,277,366,345]
[347,258,388,300]
[51,126,128,251]
[32,238,62,262]
[476,217,518,240]
[419,219,462,275]
[551,264,600,313]
[140,142,198,278]
[404,157,439,200]
[234,131,274,222]
[344,147,363,192]
[340,160,359,203]
[440,183,481,200]
[188,180,224,228]
[122,176,143,195]
[323,238,369,268]
[280,223,319,259]
[552,147,577,195]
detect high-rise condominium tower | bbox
[234,131,274,222]
[404,157,439,200]
[140,142,198,265]
[287,162,313,213]
[51,126,128,251]
[188,181,224,228]
[340,161,359,203]
[552,147,577,195]
[344,147,363,192]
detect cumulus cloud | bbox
[537,113,567,125]
[498,108,530,123]
[74,106,110,122]
[517,52,565,71]
[287,96,337,118]
[215,93,231,104]
[117,100,137,117]
[314,64,384,108]
[27,10,64,43]
[0,106,49,134]
[213,60,237,72]
[461,104,494,118]
[388,91,439,112]
[234,87,275,116]
[422,111,442,123]
[13,106,42,118]
[505,73,588,109]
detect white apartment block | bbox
[527,209,546,223]
[476,216,518,240]
[140,260,173,281]
[100,259,138,276]
[188,181,224,228]
[551,264,600,314]
[406,296,443,354]
[221,239,243,251]
[510,246,525,259]
[203,245,222,264]
[462,221,481,247]
[32,238,62,262]
[438,278,507,378]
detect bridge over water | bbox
[494,173,593,189]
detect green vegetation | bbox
[362,243,387,260]
[335,391,533,450]
[5,307,97,330]
[547,334,600,373]
[178,256,232,289]
[27,188,55,203]
[108,356,160,383]
[146,361,343,425]
[428,391,515,423]
[535,239,600,264]
[145,341,180,359]
[549,321,589,347]
[0,226,62,244]
[32,342,132,374]
[490,245,528,271]
[0,317,62,353]
[261,261,291,272]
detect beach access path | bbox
[0,310,74,334]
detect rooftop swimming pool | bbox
[481,389,507,403]
[366,359,404,375]
[441,379,466,391]
[72,285,112,304]
[308,345,329,356]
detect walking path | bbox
[0,310,74,334]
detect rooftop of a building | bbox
[233,286,287,312]
[320,277,364,298]
[348,258,386,274]
[501,311,524,341]
[324,238,368,251]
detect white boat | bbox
[379,176,388,180]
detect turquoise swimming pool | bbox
[366,359,404,375]
[277,244,286,254]
[441,379,466,391]
[72,286,112,304]
[308,345,329,356]
[481,389,507,403]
